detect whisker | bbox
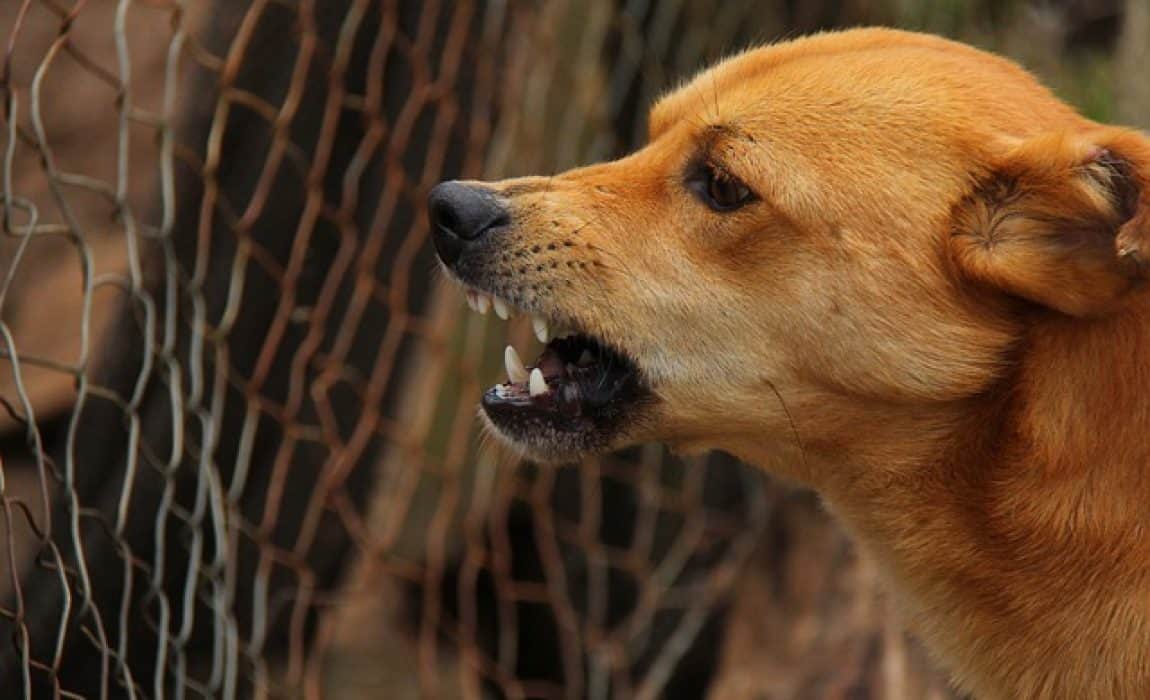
[563,211,643,282]
[584,240,642,284]
[710,68,723,125]
[763,377,811,477]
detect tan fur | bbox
[462,29,1150,698]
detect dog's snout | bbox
[429,181,510,266]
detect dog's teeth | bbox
[493,298,511,320]
[504,345,529,383]
[466,291,479,312]
[529,368,548,396]
[533,316,550,343]
[577,349,594,366]
[476,294,491,315]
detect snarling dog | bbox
[429,28,1150,699]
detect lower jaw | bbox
[479,395,619,462]
[477,334,649,460]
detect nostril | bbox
[487,208,511,233]
[430,192,462,238]
[428,181,510,267]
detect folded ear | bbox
[949,129,1150,316]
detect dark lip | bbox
[479,333,652,458]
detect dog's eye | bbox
[689,164,755,212]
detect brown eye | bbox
[689,163,755,212]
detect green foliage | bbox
[1053,51,1116,123]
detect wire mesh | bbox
[0,2,778,697]
[8,0,1140,698]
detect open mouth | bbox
[463,289,649,459]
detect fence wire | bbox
[10,0,1137,698]
[0,2,776,697]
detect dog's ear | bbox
[950,129,1150,316]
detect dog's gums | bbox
[431,28,1150,699]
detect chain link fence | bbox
[1,1,1145,698]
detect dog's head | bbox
[430,29,1150,475]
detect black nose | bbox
[428,181,510,267]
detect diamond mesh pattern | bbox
[0,2,777,697]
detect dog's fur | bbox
[455,29,1150,698]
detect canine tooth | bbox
[466,291,479,312]
[493,298,511,320]
[578,349,594,366]
[476,294,491,315]
[529,368,548,396]
[533,316,550,343]
[505,345,529,383]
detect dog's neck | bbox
[735,301,1150,698]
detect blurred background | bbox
[0,1,1147,698]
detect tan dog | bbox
[428,28,1150,698]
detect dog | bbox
[428,28,1150,699]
